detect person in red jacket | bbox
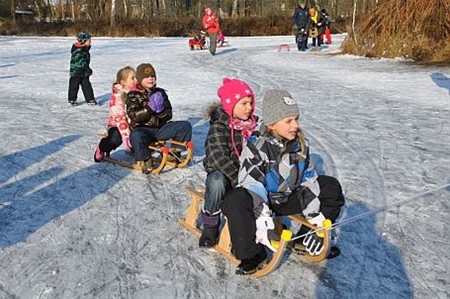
[202,5,220,55]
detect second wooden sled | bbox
[178,186,331,277]
[98,133,193,174]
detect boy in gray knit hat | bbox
[221,89,345,275]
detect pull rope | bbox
[289,183,450,242]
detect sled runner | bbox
[178,186,331,277]
[277,44,291,53]
[98,133,193,174]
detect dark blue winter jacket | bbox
[293,6,310,30]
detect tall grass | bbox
[341,0,450,63]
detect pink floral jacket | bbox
[106,83,130,138]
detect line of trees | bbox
[3,0,380,23]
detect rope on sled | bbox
[289,183,450,242]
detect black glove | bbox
[302,229,324,256]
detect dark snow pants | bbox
[68,76,95,103]
[296,30,308,51]
[221,175,345,260]
[99,127,123,153]
[130,121,192,162]
[209,32,218,55]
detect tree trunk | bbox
[11,0,15,23]
[49,0,57,22]
[111,0,116,26]
[352,0,358,44]
[231,0,238,17]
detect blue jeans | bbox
[130,121,192,161]
[203,171,231,214]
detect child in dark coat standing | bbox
[199,78,258,248]
[68,31,97,106]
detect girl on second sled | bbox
[222,89,345,275]
[94,66,137,162]
[199,78,258,248]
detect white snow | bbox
[0,34,449,299]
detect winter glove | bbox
[123,137,132,149]
[148,92,164,113]
[302,212,326,256]
[302,229,324,256]
[255,204,276,252]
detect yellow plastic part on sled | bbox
[281,229,293,241]
[270,229,292,250]
[316,219,332,238]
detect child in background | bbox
[308,7,325,51]
[202,5,220,55]
[321,8,332,45]
[222,89,345,275]
[94,66,136,162]
[217,29,226,47]
[126,63,192,173]
[68,31,97,106]
[199,78,258,248]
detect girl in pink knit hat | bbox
[199,78,258,248]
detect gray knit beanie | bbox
[262,89,300,125]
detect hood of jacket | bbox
[205,102,231,126]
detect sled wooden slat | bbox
[103,157,141,171]
[102,152,167,174]
[178,186,239,264]
[98,134,193,174]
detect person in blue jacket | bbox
[293,0,311,51]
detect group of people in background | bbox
[68,0,343,277]
[293,0,332,51]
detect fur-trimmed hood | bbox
[204,102,230,126]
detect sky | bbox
[0,34,449,299]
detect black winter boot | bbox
[235,248,268,275]
[199,211,220,248]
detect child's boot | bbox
[235,247,267,275]
[94,144,104,162]
[199,210,220,248]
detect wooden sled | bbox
[98,133,193,174]
[178,186,331,277]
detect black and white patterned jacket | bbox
[238,130,321,219]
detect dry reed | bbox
[341,0,450,63]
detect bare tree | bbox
[111,0,116,25]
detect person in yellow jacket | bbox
[308,7,326,51]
